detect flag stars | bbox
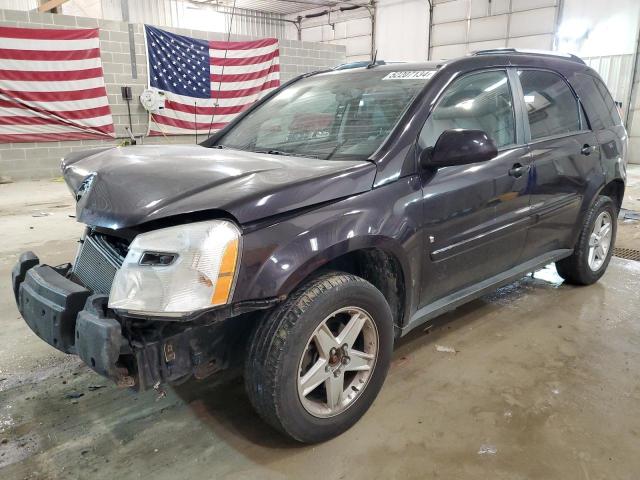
[147,27,213,99]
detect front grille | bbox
[73,234,126,294]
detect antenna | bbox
[207,0,238,138]
[366,49,378,69]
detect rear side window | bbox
[518,70,581,140]
[593,77,622,126]
[419,70,515,149]
[570,73,624,130]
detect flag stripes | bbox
[0,26,114,143]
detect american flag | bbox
[145,25,280,136]
[0,26,114,143]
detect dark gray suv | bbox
[12,49,627,443]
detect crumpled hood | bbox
[62,145,376,229]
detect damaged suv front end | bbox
[11,218,262,390]
[11,129,379,390]
[11,132,377,390]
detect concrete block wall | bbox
[0,9,346,181]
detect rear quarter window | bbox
[571,73,616,130]
[593,77,623,126]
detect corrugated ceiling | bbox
[189,0,363,15]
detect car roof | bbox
[324,50,590,77]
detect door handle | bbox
[508,163,528,178]
[581,144,596,156]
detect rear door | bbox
[515,69,601,259]
[417,69,532,306]
[568,72,627,179]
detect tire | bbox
[556,195,616,285]
[244,271,394,443]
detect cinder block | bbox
[111,52,131,64]
[52,14,78,27]
[103,63,124,75]
[28,11,55,25]
[98,18,125,32]
[4,10,29,23]
[5,148,26,160]
[100,41,120,53]
[76,16,99,28]
[33,156,62,170]
[100,52,114,63]
[109,31,130,43]
[24,148,53,160]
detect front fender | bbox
[232,177,424,322]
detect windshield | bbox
[214,70,434,160]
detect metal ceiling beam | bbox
[188,0,302,25]
[198,0,370,14]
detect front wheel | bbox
[556,195,616,285]
[244,272,394,443]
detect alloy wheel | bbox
[588,211,613,271]
[297,307,379,418]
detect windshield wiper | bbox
[256,149,321,159]
[211,144,246,152]
[256,149,288,155]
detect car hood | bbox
[62,145,376,229]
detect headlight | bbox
[108,220,241,316]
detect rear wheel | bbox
[556,195,616,285]
[244,272,394,443]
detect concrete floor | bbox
[1,168,640,479]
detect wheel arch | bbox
[275,238,410,330]
[598,178,625,214]
[570,177,624,247]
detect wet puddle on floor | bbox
[482,264,564,308]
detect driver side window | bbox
[419,70,515,149]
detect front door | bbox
[417,69,532,306]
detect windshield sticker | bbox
[382,71,436,80]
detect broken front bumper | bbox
[12,252,242,390]
[12,252,134,387]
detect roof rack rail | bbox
[470,48,585,65]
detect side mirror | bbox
[420,129,498,169]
